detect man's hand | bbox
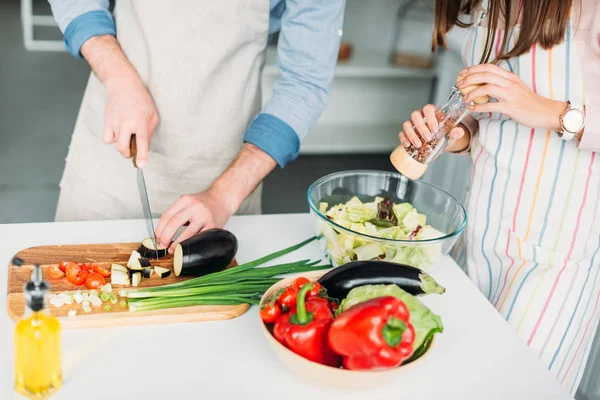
[81,35,159,167]
[155,143,277,253]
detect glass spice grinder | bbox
[390,84,490,180]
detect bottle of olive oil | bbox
[14,259,62,399]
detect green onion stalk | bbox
[124,236,331,312]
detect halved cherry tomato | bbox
[65,262,81,282]
[92,264,111,278]
[291,276,310,290]
[47,265,65,280]
[277,286,298,310]
[85,272,106,290]
[58,261,71,273]
[260,302,281,324]
[79,263,92,272]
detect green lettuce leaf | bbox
[338,284,443,352]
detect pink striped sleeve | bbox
[575,0,600,152]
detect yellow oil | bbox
[14,310,62,399]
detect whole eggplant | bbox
[317,260,445,301]
[173,228,238,277]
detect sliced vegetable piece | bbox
[47,265,65,280]
[103,304,112,312]
[68,310,77,317]
[153,266,171,279]
[85,272,106,290]
[111,264,128,274]
[138,238,168,259]
[143,267,152,279]
[129,257,151,271]
[127,250,141,269]
[131,272,142,287]
[111,270,131,286]
[93,264,112,278]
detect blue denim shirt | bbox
[47,0,345,167]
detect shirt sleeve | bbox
[576,0,600,152]
[48,0,115,58]
[243,0,346,167]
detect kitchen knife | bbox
[130,135,159,260]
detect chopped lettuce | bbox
[338,284,443,354]
[317,197,446,270]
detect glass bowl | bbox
[307,170,467,272]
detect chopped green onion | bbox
[68,310,77,317]
[119,300,128,308]
[100,292,111,302]
[103,304,112,312]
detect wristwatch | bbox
[557,101,585,141]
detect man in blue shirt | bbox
[48,0,345,252]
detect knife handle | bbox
[130,134,138,168]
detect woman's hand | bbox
[399,104,466,148]
[457,64,567,131]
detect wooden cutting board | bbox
[6,242,249,329]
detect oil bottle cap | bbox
[13,258,50,312]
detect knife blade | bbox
[130,135,159,260]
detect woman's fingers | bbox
[457,71,512,89]
[411,110,432,142]
[402,120,422,148]
[464,84,508,103]
[398,131,411,148]
[422,104,439,132]
[470,102,503,114]
[460,63,517,82]
[449,127,465,140]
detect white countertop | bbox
[0,214,572,400]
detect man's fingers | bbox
[157,208,195,250]
[103,125,116,144]
[167,222,203,254]
[155,196,190,240]
[116,128,134,158]
[134,127,150,168]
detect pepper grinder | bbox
[390,84,490,180]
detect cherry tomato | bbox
[291,276,310,290]
[58,261,71,273]
[65,263,81,282]
[85,272,106,290]
[277,286,298,310]
[307,282,323,298]
[47,265,65,280]
[79,263,92,272]
[260,302,281,324]
[93,264,112,278]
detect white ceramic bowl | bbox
[259,270,436,390]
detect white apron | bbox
[55,0,269,221]
[462,2,600,396]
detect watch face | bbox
[563,109,585,133]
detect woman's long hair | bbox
[432,0,578,63]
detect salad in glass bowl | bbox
[308,170,467,271]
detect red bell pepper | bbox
[328,296,416,370]
[273,283,339,366]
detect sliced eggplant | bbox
[317,260,445,301]
[127,250,141,269]
[129,257,151,271]
[143,267,152,279]
[131,272,142,287]
[153,266,171,279]
[111,269,131,286]
[138,238,168,259]
[173,228,237,277]
[111,263,128,273]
